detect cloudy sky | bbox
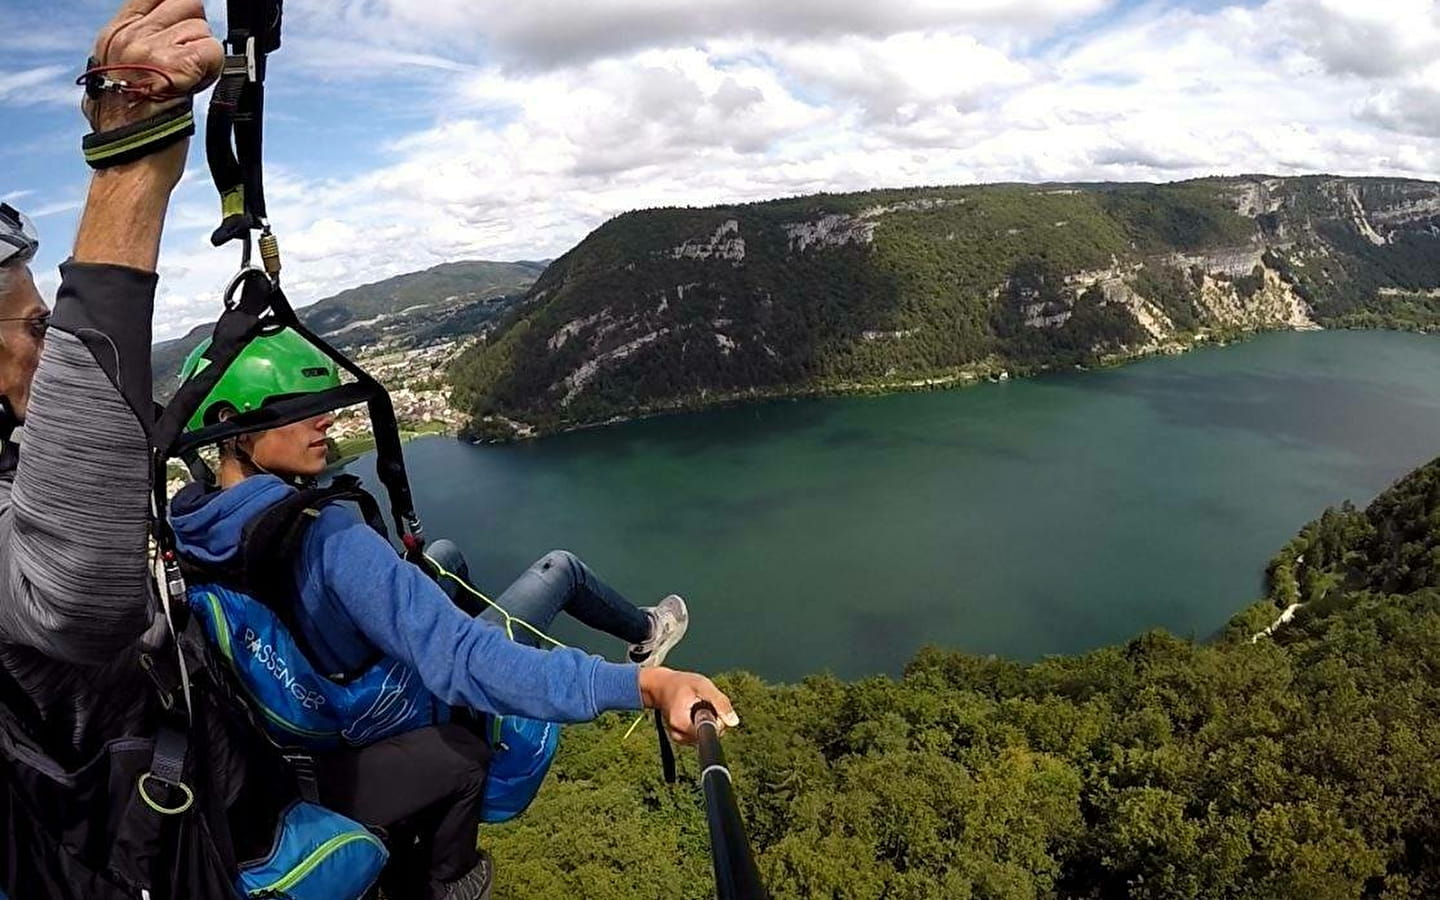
[1,0,1437,340]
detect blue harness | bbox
[181,478,558,822]
[189,580,446,749]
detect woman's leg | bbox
[482,550,652,648]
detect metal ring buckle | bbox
[222,265,269,311]
[137,772,194,816]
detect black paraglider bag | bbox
[0,738,240,900]
[0,650,255,900]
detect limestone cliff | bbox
[450,176,1440,437]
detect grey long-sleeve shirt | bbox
[0,262,160,764]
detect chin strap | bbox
[230,437,270,479]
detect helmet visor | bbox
[0,203,39,268]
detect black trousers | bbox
[317,722,491,896]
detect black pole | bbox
[692,705,767,900]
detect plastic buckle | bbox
[161,552,187,607]
[282,751,321,803]
[220,52,250,82]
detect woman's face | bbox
[239,412,335,477]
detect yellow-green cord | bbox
[422,552,650,739]
[137,772,194,816]
[423,552,565,649]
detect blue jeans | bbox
[427,542,651,649]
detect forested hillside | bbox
[152,260,543,396]
[486,456,1440,899]
[450,176,1440,439]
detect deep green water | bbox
[354,330,1440,682]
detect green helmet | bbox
[179,327,341,433]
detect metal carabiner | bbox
[222,265,270,311]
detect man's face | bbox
[0,265,49,421]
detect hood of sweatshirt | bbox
[169,474,294,564]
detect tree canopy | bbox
[483,456,1440,899]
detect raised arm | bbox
[0,0,221,662]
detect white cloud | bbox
[126,0,1440,340]
[1356,59,1440,138]
[1277,0,1440,79]
[27,199,82,218]
[770,32,1033,126]
[0,66,73,107]
[0,5,92,58]
[282,0,1113,70]
[281,36,482,79]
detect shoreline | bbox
[465,324,1289,443]
[329,420,456,465]
[469,319,1440,444]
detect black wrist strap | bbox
[82,100,195,170]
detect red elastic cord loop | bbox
[76,64,181,102]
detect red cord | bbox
[76,63,182,102]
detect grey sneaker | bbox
[432,851,493,900]
[627,595,689,667]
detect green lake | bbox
[355,330,1440,683]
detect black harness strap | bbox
[655,710,677,784]
[280,316,424,555]
[172,382,375,454]
[0,667,40,746]
[208,0,283,248]
[141,725,192,810]
[156,270,426,558]
[153,267,273,455]
[162,0,425,564]
[179,475,389,682]
[0,409,19,478]
[151,10,429,826]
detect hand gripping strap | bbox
[82,100,196,170]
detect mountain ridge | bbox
[151,259,546,396]
[448,175,1440,439]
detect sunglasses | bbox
[0,312,50,340]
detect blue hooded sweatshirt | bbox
[170,475,642,723]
